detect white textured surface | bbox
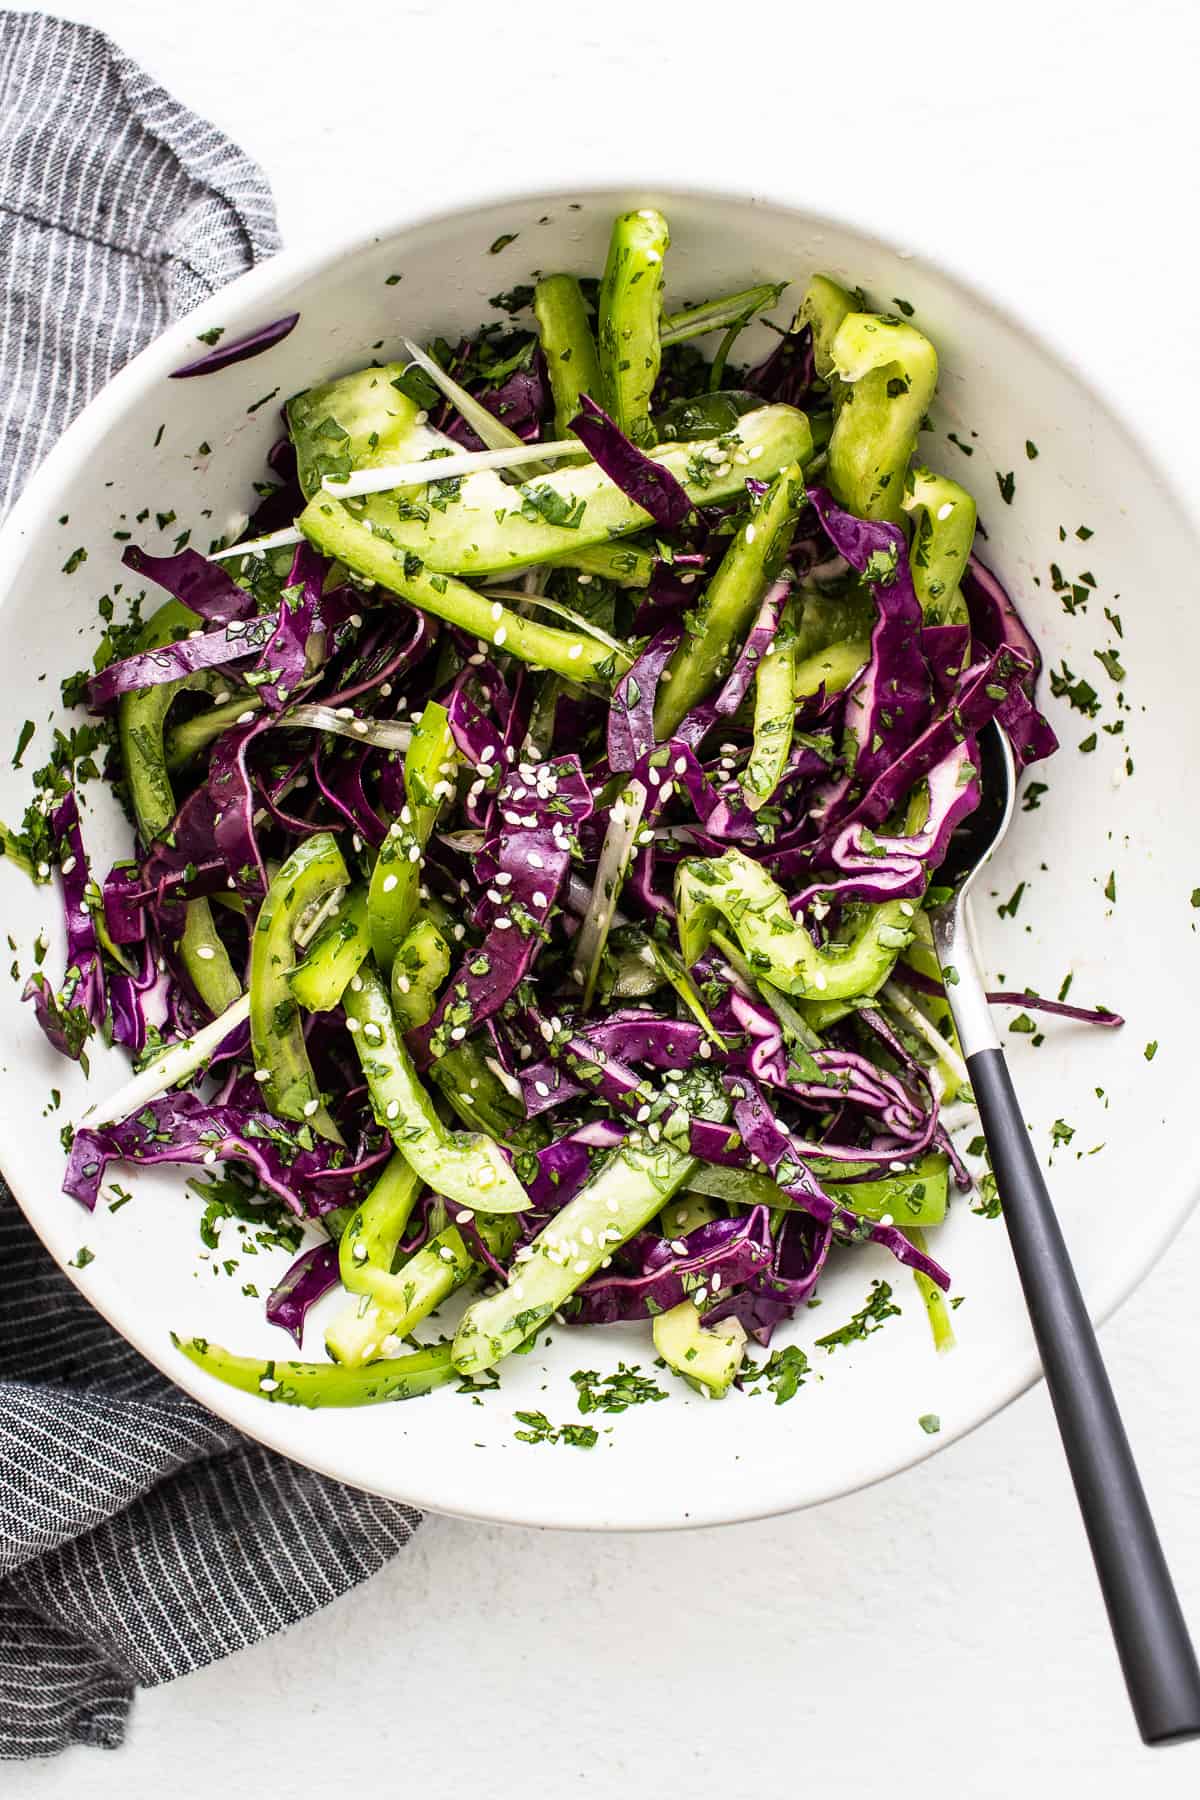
[13,0,1200,1787]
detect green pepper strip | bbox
[327,1212,519,1367]
[390,912,451,1031]
[453,1070,727,1374]
[827,312,939,524]
[544,541,654,589]
[338,1151,422,1302]
[792,638,870,702]
[677,839,918,1003]
[344,958,530,1213]
[165,691,263,772]
[119,599,241,1014]
[597,207,669,446]
[368,701,454,975]
[174,1332,454,1407]
[250,831,349,1139]
[298,404,810,583]
[534,274,604,440]
[902,465,976,626]
[686,1152,949,1226]
[428,1037,538,1143]
[798,273,858,386]
[742,599,798,810]
[289,887,370,1012]
[653,463,807,739]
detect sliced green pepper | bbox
[174,1332,454,1407]
[326,1213,518,1367]
[799,273,858,385]
[250,831,349,1139]
[902,465,975,626]
[827,312,939,523]
[687,1152,949,1226]
[287,362,434,499]
[453,1070,727,1374]
[119,599,241,1014]
[653,1300,746,1398]
[368,701,454,975]
[676,845,915,1002]
[337,1151,423,1303]
[390,912,451,1031]
[742,599,798,809]
[597,208,669,445]
[343,958,529,1213]
[289,887,370,1012]
[653,462,808,739]
[534,274,604,439]
[298,404,810,585]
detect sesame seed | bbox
[880,1213,895,1227]
[495,871,513,885]
[385,1099,400,1120]
[491,602,504,622]
[440,1247,458,1263]
[254,1068,270,1081]
[568,644,582,659]
[534,1080,550,1097]
[203,1148,218,1165]
[237,710,255,725]
[349,613,364,629]
[352,719,368,736]
[450,1026,467,1041]
[456,1211,472,1224]
[336,706,354,721]
[302,1098,320,1117]
[258,1377,280,1393]
[494,626,507,646]
[408,845,421,862]
[194,945,216,961]
[531,890,548,908]
[573,1259,590,1275]
[352,1242,368,1262]
[745,523,757,544]
[382,873,398,893]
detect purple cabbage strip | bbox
[893,964,1123,1029]
[252,541,327,708]
[569,394,693,530]
[170,312,299,379]
[777,739,981,904]
[962,554,1058,766]
[442,348,550,449]
[121,545,256,624]
[708,1210,833,1346]
[65,1093,390,1215]
[86,617,271,708]
[729,1078,951,1289]
[411,756,593,1065]
[265,1241,341,1345]
[805,487,931,824]
[208,717,272,900]
[570,1208,774,1326]
[22,791,106,1060]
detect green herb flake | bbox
[996,470,1015,505]
[1144,1040,1159,1062]
[741,1343,810,1404]
[196,326,224,347]
[489,233,518,255]
[814,1280,899,1353]
[70,1246,95,1269]
[918,1413,941,1434]
[12,721,35,769]
[1025,440,1039,460]
[1104,871,1117,903]
[62,547,88,574]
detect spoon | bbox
[931,720,1200,1745]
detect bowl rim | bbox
[2,176,1197,1530]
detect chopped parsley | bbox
[996,469,1015,505]
[513,1410,597,1448]
[814,1281,900,1353]
[1024,440,1038,460]
[571,1363,667,1414]
[1144,1041,1159,1062]
[741,1343,811,1404]
[489,233,519,255]
[918,1413,941,1435]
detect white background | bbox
[14,0,1200,1792]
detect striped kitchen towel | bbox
[0,12,420,1760]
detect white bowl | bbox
[1,185,1195,1530]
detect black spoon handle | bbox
[967,1044,1200,1746]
